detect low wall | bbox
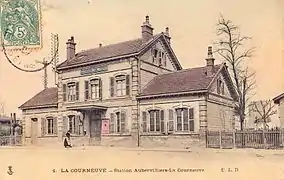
[140,134,205,149]
[23,134,205,149]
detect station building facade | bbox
[19,16,238,148]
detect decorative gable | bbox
[209,67,236,100]
[140,39,177,71]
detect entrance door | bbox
[89,110,102,145]
[31,118,38,145]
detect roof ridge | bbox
[158,63,223,77]
[77,38,142,55]
[76,33,162,56]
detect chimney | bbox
[164,27,171,44]
[206,46,215,76]
[141,15,154,43]
[66,36,76,60]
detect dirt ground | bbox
[0,146,283,180]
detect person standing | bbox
[64,131,72,148]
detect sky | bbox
[0,0,283,124]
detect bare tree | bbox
[215,15,256,130]
[251,100,277,130]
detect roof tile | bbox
[140,65,222,96]
[19,87,58,109]
[58,35,161,68]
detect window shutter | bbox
[121,112,126,133]
[125,75,130,96]
[53,117,58,135]
[76,82,79,100]
[63,84,67,102]
[189,120,194,132]
[168,109,174,132]
[84,81,89,100]
[75,115,80,135]
[41,117,46,136]
[156,110,160,131]
[189,108,194,119]
[110,113,115,133]
[63,116,68,135]
[99,79,102,100]
[142,111,147,132]
[160,110,165,133]
[189,108,194,132]
[110,77,114,97]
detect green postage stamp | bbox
[0,0,42,50]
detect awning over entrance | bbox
[66,104,108,112]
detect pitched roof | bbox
[19,87,58,109]
[139,64,223,97]
[57,35,160,69]
[273,92,284,104]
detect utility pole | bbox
[51,33,59,87]
[43,58,48,89]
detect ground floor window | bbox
[142,110,164,133]
[176,108,194,132]
[110,111,126,133]
[141,108,194,133]
[41,116,57,136]
[47,117,54,134]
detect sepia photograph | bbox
[0,0,283,179]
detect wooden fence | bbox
[206,129,284,149]
[0,136,22,146]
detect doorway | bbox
[89,110,102,145]
[31,118,38,145]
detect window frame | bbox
[175,108,195,132]
[67,82,76,102]
[46,116,54,135]
[68,115,76,134]
[109,110,127,134]
[90,78,100,99]
[115,75,126,97]
[148,109,161,133]
[217,79,225,95]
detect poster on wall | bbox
[101,118,109,134]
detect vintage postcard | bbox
[0,0,283,179]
